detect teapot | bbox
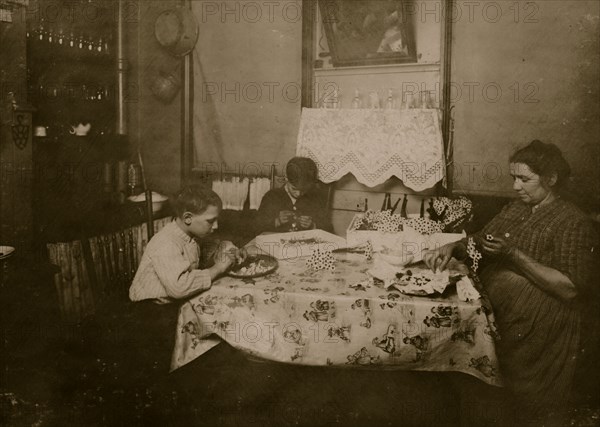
[70,122,91,136]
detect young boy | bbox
[128,186,244,372]
[129,186,243,303]
[255,157,332,234]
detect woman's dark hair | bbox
[173,186,222,218]
[286,157,318,187]
[510,140,571,188]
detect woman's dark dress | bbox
[476,199,597,410]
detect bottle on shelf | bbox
[405,92,414,110]
[331,88,340,109]
[127,163,140,196]
[385,89,394,109]
[351,89,361,109]
[36,20,44,41]
[369,91,380,109]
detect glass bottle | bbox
[127,163,139,196]
[385,89,394,109]
[405,92,414,110]
[331,89,340,109]
[351,89,361,109]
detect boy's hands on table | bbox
[210,241,247,277]
[297,215,313,230]
[276,210,295,228]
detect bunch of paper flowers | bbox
[403,217,444,235]
[352,210,403,232]
[306,248,336,271]
[429,196,473,233]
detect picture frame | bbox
[319,0,417,67]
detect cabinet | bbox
[0,11,34,255]
[26,0,116,139]
[26,0,129,242]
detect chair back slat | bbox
[46,216,174,322]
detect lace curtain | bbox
[296,108,446,191]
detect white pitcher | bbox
[70,122,91,136]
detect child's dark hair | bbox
[173,186,222,218]
[286,157,318,187]
[510,140,571,188]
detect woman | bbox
[423,140,598,418]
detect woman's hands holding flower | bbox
[480,236,517,260]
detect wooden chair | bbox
[46,217,173,323]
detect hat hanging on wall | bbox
[154,5,199,57]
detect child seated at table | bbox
[255,156,332,234]
[128,186,244,372]
[130,186,244,303]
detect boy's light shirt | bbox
[129,221,212,303]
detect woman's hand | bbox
[480,236,516,259]
[423,242,459,273]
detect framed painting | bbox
[319,0,417,67]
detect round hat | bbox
[154,6,199,57]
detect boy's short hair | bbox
[286,157,318,187]
[173,186,222,218]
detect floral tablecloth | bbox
[172,252,502,386]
